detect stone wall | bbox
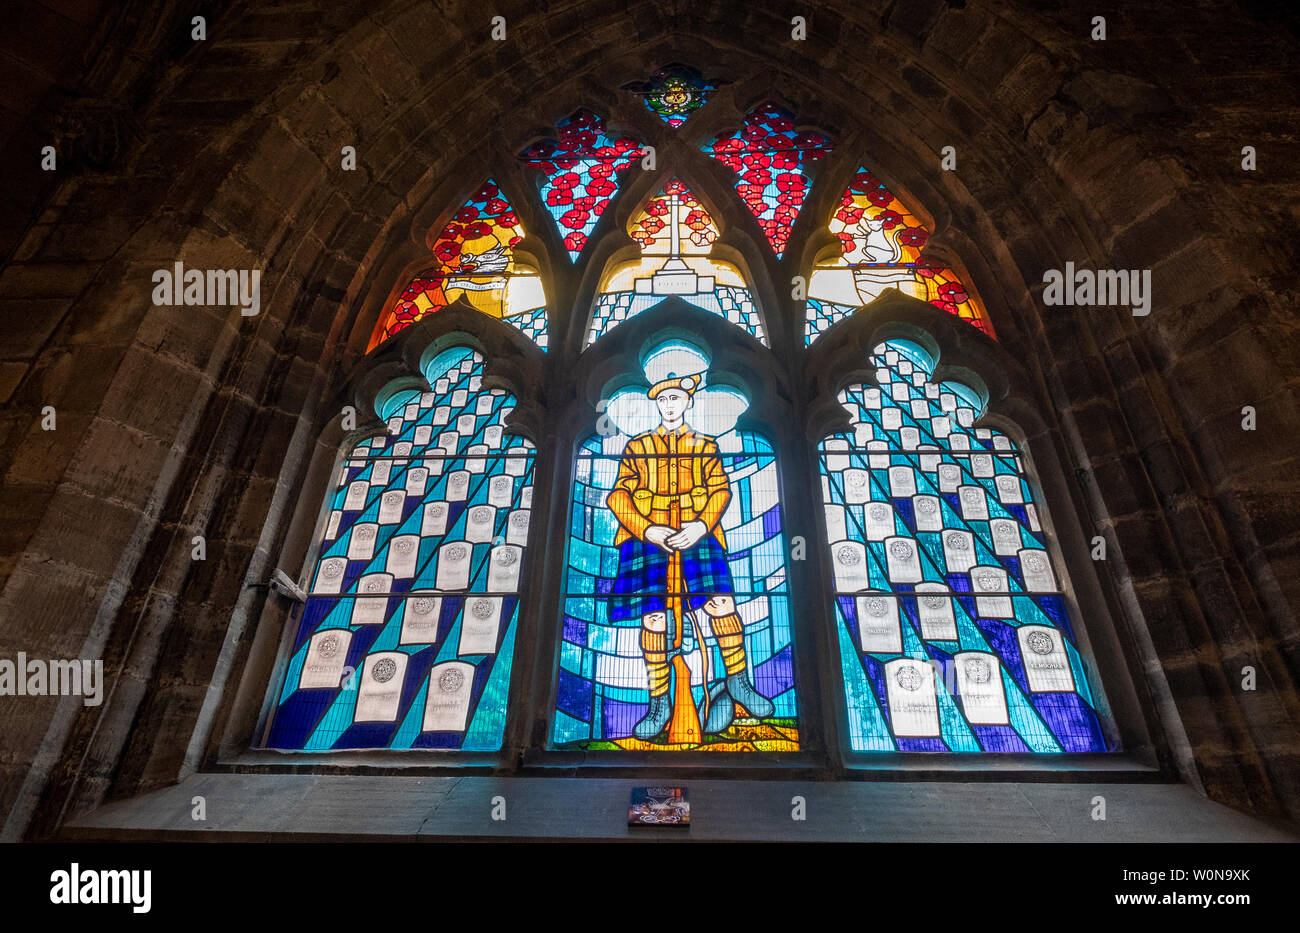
[0,0,1297,839]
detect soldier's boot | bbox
[700,680,734,734]
[726,669,774,719]
[634,628,672,740]
[634,694,673,740]
[711,611,775,720]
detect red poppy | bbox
[564,231,586,252]
[560,208,590,229]
[485,198,508,215]
[474,182,498,200]
[876,209,903,230]
[897,227,929,248]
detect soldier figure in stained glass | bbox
[605,370,774,742]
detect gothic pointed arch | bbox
[263,342,538,751]
[805,166,994,343]
[816,327,1113,753]
[368,180,548,351]
[586,178,767,347]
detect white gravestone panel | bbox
[354,652,409,722]
[378,489,406,524]
[324,510,341,541]
[465,505,497,544]
[413,424,433,447]
[300,629,353,689]
[386,534,421,579]
[436,541,473,591]
[370,459,392,486]
[353,573,394,625]
[918,447,941,473]
[884,537,923,584]
[823,504,848,543]
[423,661,475,733]
[446,471,471,502]
[344,480,369,511]
[475,394,494,415]
[487,544,523,592]
[438,430,461,456]
[427,456,445,477]
[399,593,443,645]
[867,440,890,469]
[488,474,514,507]
[451,388,468,407]
[958,485,989,520]
[1018,549,1057,592]
[863,387,881,409]
[433,404,451,426]
[458,596,503,655]
[991,518,1022,556]
[912,495,943,531]
[830,540,869,592]
[853,423,873,447]
[888,466,917,498]
[405,467,429,497]
[937,463,961,492]
[864,502,894,541]
[971,565,1013,618]
[884,659,941,737]
[392,441,412,465]
[890,381,909,403]
[419,392,435,407]
[1026,503,1042,532]
[910,399,929,421]
[931,415,951,438]
[315,556,348,595]
[855,592,902,653]
[521,486,533,509]
[1018,626,1075,692]
[914,582,958,640]
[386,416,402,434]
[899,427,920,450]
[506,446,529,477]
[346,523,379,561]
[403,403,419,421]
[970,453,994,477]
[506,510,530,546]
[466,444,489,474]
[843,469,870,504]
[949,433,970,450]
[823,438,850,472]
[995,474,1023,503]
[422,500,449,536]
[954,651,1010,725]
[484,425,503,448]
[942,530,977,574]
[881,406,903,430]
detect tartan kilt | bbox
[608,536,734,622]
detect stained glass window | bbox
[818,340,1111,753]
[265,347,535,751]
[588,179,765,346]
[623,64,718,127]
[521,110,644,259]
[805,167,993,343]
[705,102,831,257]
[369,181,546,352]
[554,340,798,751]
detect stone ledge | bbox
[61,773,1299,842]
